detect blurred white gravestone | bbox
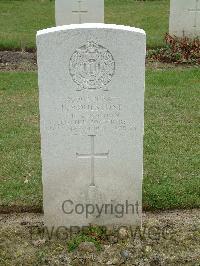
[169,0,200,38]
[37,24,146,228]
[55,0,104,26]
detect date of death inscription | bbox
[42,95,135,136]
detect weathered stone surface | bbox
[37,24,146,228]
[169,0,200,38]
[55,0,104,26]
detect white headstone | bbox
[37,24,146,228]
[55,0,104,26]
[169,0,200,38]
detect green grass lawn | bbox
[0,0,169,50]
[0,68,199,210]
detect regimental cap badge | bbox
[69,41,115,91]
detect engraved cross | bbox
[76,135,109,187]
[188,0,200,28]
[72,0,88,23]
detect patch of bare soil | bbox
[0,51,197,72]
[146,60,198,70]
[0,209,199,265]
[0,51,37,71]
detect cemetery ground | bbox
[0,0,199,265]
[0,68,200,211]
[0,210,200,265]
[0,67,200,265]
[0,0,169,49]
